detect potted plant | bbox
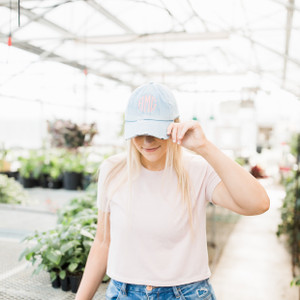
[47,156,63,189]
[18,151,43,188]
[62,212,97,293]
[19,189,111,293]
[19,225,70,290]
[39,154,51,188]
[0,174,28,204]
[82,160,100,190]
[62,152,85,190]
[57,193,96,225]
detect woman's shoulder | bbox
[182,150,208,170]
[101,152,127,170]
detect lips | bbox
[143,146,160,152]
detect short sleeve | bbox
[96,160,111,212]
[204,162,221,203]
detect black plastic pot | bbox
[0,171,19,180]
[63,172,82,190]
[39,174,50,188]
[69,273,83,293]
[48,178,63,189]
[51,276,61,289]
[19,176,39,188]
[82,174,93,190]
[60,275,71,292]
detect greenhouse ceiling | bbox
[0,0,299,98]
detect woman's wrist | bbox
[194,139,214,158]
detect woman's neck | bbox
[140,156,166,171]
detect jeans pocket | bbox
[178,280,214,300]
[106,280,123,300]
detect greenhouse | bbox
[0,0,300,299]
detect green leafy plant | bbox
[19,182,112,285]
[62,152,85,173]
[18,150,43,179]
[277,133,300,286]
[20,213,97,281]
[57,192,97,225]
[20,188,98,280]
[0,174,29,204]
[19,225,68,281]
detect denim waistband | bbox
[111,278,209,295]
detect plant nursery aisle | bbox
[210,179,299,300]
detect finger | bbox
[177,124,190,144]
[167,123,174,136]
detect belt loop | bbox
[121,282,127,296]
[172,286,181,298]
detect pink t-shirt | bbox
[97,152,221,286]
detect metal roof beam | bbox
[97,49,148,77]
[239,33,300,67]
[269,0,300,13]
[0,32,136,88]
[0,31,230,44]
[9,5,61,35]
[94,70,250,76]
[85,0,135,34]
[76,31,230,44]
[6,4,75,36]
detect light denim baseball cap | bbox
[124,82,179,140]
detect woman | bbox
[75,82,270,300]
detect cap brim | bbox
[124,119,172,140]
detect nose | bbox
[144,135,155,143]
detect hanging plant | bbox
[47,119,98,149]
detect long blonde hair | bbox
[100,119,194,242]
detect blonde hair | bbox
[100,119,195,243]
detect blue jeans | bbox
[105,278,217,299]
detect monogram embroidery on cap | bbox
[138,95,157,113]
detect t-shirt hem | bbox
[106,271,212,287]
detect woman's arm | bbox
[167,120,270,216]
[197,140,270,215]
[75,211,110,300]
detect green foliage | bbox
[20,188,99,280]
[56,192,97,225]
[235,157,247,166]
[62,152,85,173]
[290,133,299,158]
[18,150,43,179]
[41,154,64,180]
[0,174,28,204]
[277,172,299,247]
[20,211,97,279]
[291,275,300,286]
[277,133,300,286]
